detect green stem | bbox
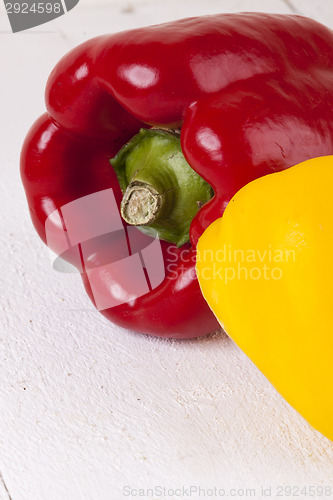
[110,128,213,247]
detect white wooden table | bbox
[1,1,333,499]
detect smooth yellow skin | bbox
[196,156,333,441]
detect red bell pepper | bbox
[21,13,333,339]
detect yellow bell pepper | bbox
[196,155,333,441]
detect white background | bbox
[1,1,333,499]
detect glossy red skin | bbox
[21,13,333,338]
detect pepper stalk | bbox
[110,128,213,247]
